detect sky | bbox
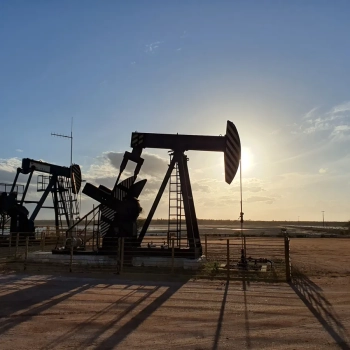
[1,1,350,222]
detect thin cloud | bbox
[145,41,162,53]
[330,125,350,141]
[302,106,319,120]
[329,101,350,114]
[272,145,327,165]
[246,196,276,204]
[295,101,350,141]
[191,182,211,193]
[267,171,332,191]
[16,149,23,153]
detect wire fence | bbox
[0,229,291,282]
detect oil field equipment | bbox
[129,120,241,258]
[73,120,241,260]
[79,175,147,252]
[0,183,24,235]
[0,158,82,238]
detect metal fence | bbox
[0,230,291,282]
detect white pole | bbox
[239,159,245,257]
[70,118,73,226]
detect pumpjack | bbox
[79,120,241,259]
[0,183,24,235]
[0,158,82,238]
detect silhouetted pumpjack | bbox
[82,120,241,259]
[1,158,82,237]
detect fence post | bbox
[120,238,124,274]
[55,226,60,249]
[205,234,208,257]
[15,232,19,258]
[9,232,12,253]
[42,232,46,251]
[284,235,291,282]
[24,236,29,271]
[84,217,87,248]
[226,239,230,280]
[171,238,175,274]
[243,236,247,258]
[69,239,73,273]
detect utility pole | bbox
[321,211,325,227]
[298,216,299,226]
[51,118,74,227]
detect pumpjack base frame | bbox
[51,249,120,256]
[51,247,201,259]
[128,247,201,259]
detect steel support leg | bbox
[20,169,34,206]
[180,154,201,253]
[53,180,60,228]
[178,154,201,255]
[10,168,21,193]
[138,154,178,244]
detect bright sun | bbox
[241,147,254,171]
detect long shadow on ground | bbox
[41,284,149,350]
[212,281,229,350]
[290,269,350,350]
[93,281,185,350]
[0,274,96,336]
[35,276,189,350]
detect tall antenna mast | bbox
[51,117,73,167]
[51,117,74,226]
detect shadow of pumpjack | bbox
[0,274,188,350]
[290,268,350,350]
[40,277,187,350]
[0,275,94,336]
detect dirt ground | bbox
[0,238,349,350]
[291,238,350,277]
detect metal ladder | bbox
[54,177,79,229]
[167,155,186,248]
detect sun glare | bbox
[241,147,254,172]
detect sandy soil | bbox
[290,238,350,277]
[0,238,349,350]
